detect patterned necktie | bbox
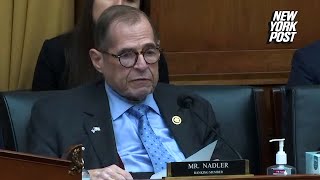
[128,104,175,172]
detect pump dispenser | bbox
[267,138,296,175]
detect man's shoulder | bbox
[33,88,81,109]
[299,40,320,51]
[296,40,320,61]
[34,82,101,109]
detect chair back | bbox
[181,85,263,174]
[285,86,320,173]
[0,91,57,152]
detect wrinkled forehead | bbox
[109,14,151,34]
[108,17,156,49]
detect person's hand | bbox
[88,164,133,180]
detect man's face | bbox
[92,0,141,22]
[91,18,159,101]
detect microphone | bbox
[177,94,243,160]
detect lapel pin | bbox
[91,126,101,133]
[172,116,182,125]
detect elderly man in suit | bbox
[28,5,228,180]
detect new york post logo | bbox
[268,11,298,43]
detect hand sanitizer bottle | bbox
[267,138,296,175]
[81,147,91,180]
[82,168,90,180]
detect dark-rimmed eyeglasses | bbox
[99,47,161,68]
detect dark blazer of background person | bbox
[27,81,233,170]
[287,40,320,86]
[32,33,169,91]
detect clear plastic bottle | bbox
[267,138,296,175]
[267,164,296,175]
[81,147,91,180]
[82,168,90,180]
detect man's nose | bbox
[134,54,149,70]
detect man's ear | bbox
[89,48,104,73]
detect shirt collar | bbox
[104,82,160,120]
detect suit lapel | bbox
[153,84,195,158]
[81,82,119,167]
[81,82,199,166]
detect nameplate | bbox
[167,159,249,177]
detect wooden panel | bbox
[149,0,320,85]
[151,0,320,51]
[166,50,294,74]
[0,150,80,180]
[166,49,293,85]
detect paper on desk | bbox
[150,140,217,179]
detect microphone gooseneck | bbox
[177,95,243,160]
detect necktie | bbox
[128,104,175,172]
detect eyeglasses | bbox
[99,47,161,68]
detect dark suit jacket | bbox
[27,81,233,170]
[287,40,320,86]
[32,34,170,91]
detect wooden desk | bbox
[0,150,80,180]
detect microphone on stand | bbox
[177,94,243,160]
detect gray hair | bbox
[93,5,159,51]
